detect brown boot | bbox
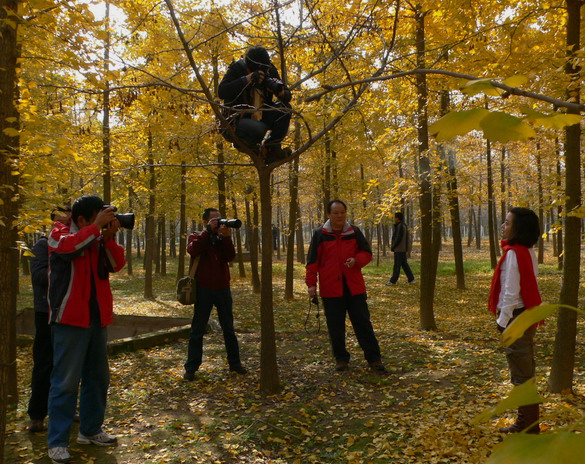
[499,404,540,434]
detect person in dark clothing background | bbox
[385,212,415,285]
[183,208,247,380]
[27,207,71,433]
[218,46,292,164]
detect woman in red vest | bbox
[488,207,542,434]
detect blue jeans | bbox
[185,286,241,373]
[390,251,414,283]
[47,323,109,448]
[28,311,53,421]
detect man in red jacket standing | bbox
[306,200,385,373]
[46,195,126,464]
[183,208,246,380]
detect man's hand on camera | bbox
[207,217,220,233]
[101,218,120,242]
[94,208,116,229]
[247,70,265,85]
[218,224,231,237]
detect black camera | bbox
[218,218,242,229]
[102,205,135,230]
[264,77,284,95]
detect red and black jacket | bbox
[48,221,126,327]
[305,221,372,298]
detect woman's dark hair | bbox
[202,208,219,220]
[508,207,540,247]
[71,195,104,224]
[326,199,347,213]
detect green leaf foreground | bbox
[472,378,546,425]
[430,76,582,142]
[486,432,585,464]
[501,303,585,348]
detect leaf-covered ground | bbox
[6,244,585,463]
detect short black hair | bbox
[395,212,404,222]
[202,208,220,220]
[508,207,540,247]
[326,200,347,213]
[71,195,104,225]
[245,46,271,71]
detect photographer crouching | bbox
[183,208,247,380]
[218,46,292,165]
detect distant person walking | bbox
[385,212,415,285]
[305,200,385,373]
[488,207,542,434]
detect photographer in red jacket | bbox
[306,200,385,373]
[46,195,125,464]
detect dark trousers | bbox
[322,293,381,363]
[185,287,241,373]
[28,311,53,421]
[390,251,414,283]
[229,101,292,148]
[498,308,536,386]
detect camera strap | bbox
[304,296,321,334]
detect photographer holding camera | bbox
[183,208,246,380]
[218,46,292,165]
[46,195,126,464]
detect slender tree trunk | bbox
[248,189,261,293]
[296,205,306,264]
[285,152,300,299]
[169,218,176,259]
[556,141,564,270]
[550,0,582,394]
[414,5,437,330]
[446,146,466,289]
[536,144,545,264]
[144,134,156,299]
[155,216,161,275]
[258,166,280,393]
[0,2,22,456]
[126,186,134,275]
[160,215,167,276]
[232,197,246,278]
[486,140,498,269]
[102,2,112,204]
[177,162,187,281]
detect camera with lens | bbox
[102,205,135,230]
[218,218,242,229]
[264,77,284,95]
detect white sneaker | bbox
[48,447,71,463]
[77,430,117,446]
[408,279,416,284]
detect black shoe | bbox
[183,371,196,381]
[28,419,45,433]
[335,361,349,372]
[229,365,248,375]
[368,360,387,372]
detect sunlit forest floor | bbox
[6,242,585,463]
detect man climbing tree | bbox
[218,46,293,165]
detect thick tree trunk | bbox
[177,162,187,281]
[144,135,156,299]
[550,0,582,394]
[258,166,280,393]
[414,5,437,330]
[0,2,21,457]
